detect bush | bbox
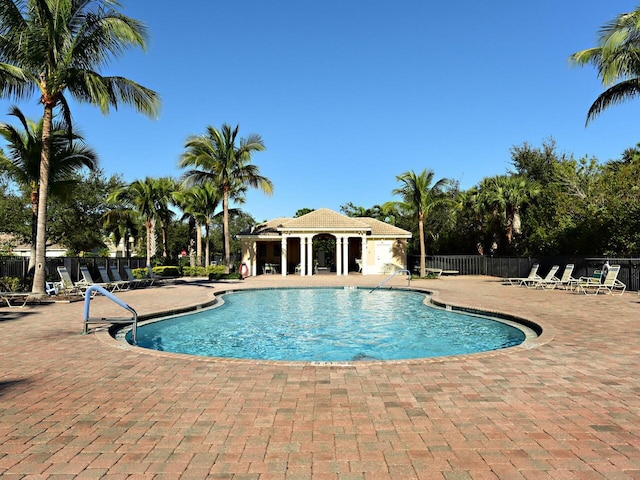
[153,266,180,277]
[182,265,225,277]
[131,268,149,279]
[0,276,21,292]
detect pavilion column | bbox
[336,236,343,276]
[306,235,314,275]
[251,241,257,276]
[299,236,306,276]
[342,236,349,275]
[360,235,367,275]
[281,236,287,276]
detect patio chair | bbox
[505,264,541,286]
[56,266,90,297]
[123,265,153,288]
[147,265,177,284]
[100,266,130,291]
[0,291,32,308]
[79,266,117,292]
[523,265,560,289]
[553,264,579,290]
[575,264,626,295]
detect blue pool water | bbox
[129,288,527,361]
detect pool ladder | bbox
[82,284,138,343]
[370,269,412,292]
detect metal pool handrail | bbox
[370,269,411,293]
[82,284,138,343]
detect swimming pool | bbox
[128,288,530,362]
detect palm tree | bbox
[152,177,176,260]
[570,7,640,124]
[179,124,273,273]
[102,208,140,257]
[108,178,165,268]
[173,183,221,268]
[478,175,540,251]
[0,105,97,268]
[0,0,160,294]
[388,169,450,278]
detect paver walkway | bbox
[1,274,639,479]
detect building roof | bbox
[239,208,411,238]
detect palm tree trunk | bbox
[222,190,230,274]
[31,105,53,295]
[28,187,38,272]
[204,222,210,268]
[145,220,152,268]
[196,223,202,267]
[161,222,168,258]
[419,214,426,278]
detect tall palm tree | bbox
[0,105,97,268]
[152,177,176,260]
[388,169,450,278]
[179,124,273,273]
[173,183,221,268]
[108,178,164,269]
[0,0,160,294]
[570,7,640,124]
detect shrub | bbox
[153,266,180,277]
[182,266,206,277]
[0,276,21,292]
[131,268,149,279]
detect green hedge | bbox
[131,266,181,278]
[182,265,225,277]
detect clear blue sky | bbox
[4,1,640,222]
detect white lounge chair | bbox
[56,266,89,296]
[79,266,117,292]
[553,264,579,290]
[505,264,541,286]
[575,264,626,295]
[523,265,560,289]
[97,266,129,291]
[123,266,153,288]
[108,266,133,290]
[0,291,32,307]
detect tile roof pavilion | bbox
[238,208,411,276]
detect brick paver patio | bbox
[1,274,639,479]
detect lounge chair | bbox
[505,264,541,286]
[97,266,129,291]
[108,266,134,290]
[0,291,32,308]
[123,266,153,288]
[553,264,579,290]
[523,265,560,289]
[56,266,89,296]
[79,266,117,292]
[575,264,626,295]
[147,265,177,284]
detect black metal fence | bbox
[0,256,148,285]
[409,255,640,292]
[4,255,640,292]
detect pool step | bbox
[84,316,136,325]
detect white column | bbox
[342,237,349,275]
[252,241,257,276]
[299,236,306,276]
[336,236,342,276]
[360,235,366,275]
[306,235,314,275]
[281,236,287,276]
